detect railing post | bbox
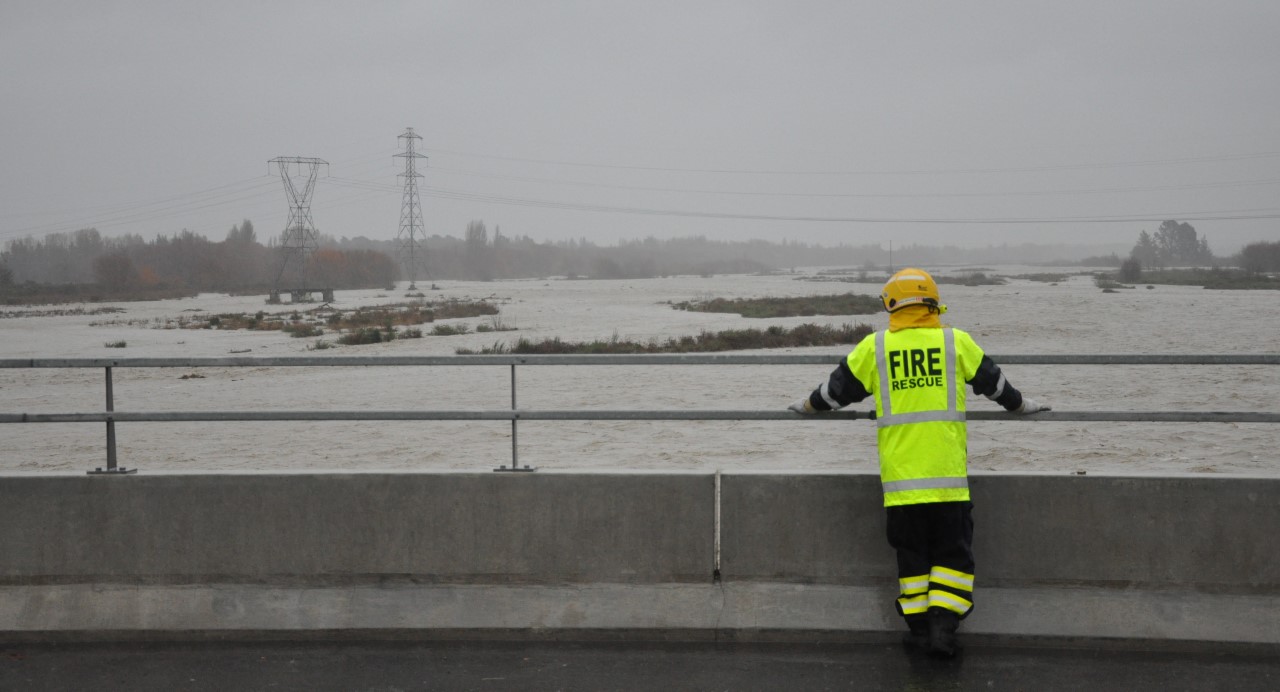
[506,363,512,465]
[89,365,136,475]
[495,362,535,472]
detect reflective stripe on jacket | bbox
[846,327,986,507]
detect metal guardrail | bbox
[4,354,1280,367]
[2,355,1277,475]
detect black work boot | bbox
[901,618,929,651]
[927,607,960,658]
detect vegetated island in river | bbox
[456,323,873,355]
[464,293,878,354]
[671,293,883,318]
[798,272,1009,287]
[85,300,505,348]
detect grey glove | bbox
[788,397,816,415]
[1017,397,1051,414]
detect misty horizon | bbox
[3,2,1278,256]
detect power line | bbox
[19,166,1273,244]
[6,141,1279,249]
[2,181,273,228]
[424,188,1280,224]
[323,175,1280,225]
[0,176,271,221]
[426,166,1280,200]
[0,178,279,240]
[424,146,1280,177]
[0,147,395,242]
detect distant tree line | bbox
[1128,220,1214,270]
[330,223,1144,281]
[0,222,396,294]
[1117,220,1280,281]
[5,216,1275,298]
[5,221,848,292]
[5,222,865,292]
[423,221,780,280]
[1237,240,1280,274]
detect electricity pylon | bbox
[269,156,328,298]
[394,128,428,289]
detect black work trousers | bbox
[885,500,975,628]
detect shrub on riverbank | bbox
[1131,268,1280,290]
[456,322,873,355]
[798,272,1006,287]
[337,327,395,345]
[124,300,501,335]
[1012,273,1071,283]
[1094,267,1280,290]
[333,300,497,330]
[672,293,882,317]
[1094,277,1134,290]
[282,322,324,338]
[430,323,470,336]
[935,272,1006,286]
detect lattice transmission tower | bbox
[394,128,429,289]
[269,156,329,299]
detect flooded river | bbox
[2,266,1277,476]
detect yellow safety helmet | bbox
[880,268,946,314]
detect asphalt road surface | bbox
[2,639,1278,691]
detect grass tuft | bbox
[336,328,396,345]
[430,323,471,336]
[456,322,873,355]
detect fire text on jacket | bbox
[887,347,944,391]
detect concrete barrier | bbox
[720,472,1280,645]
[0,471,1276,647]
[0,472,713,584]
[721,472,1280,587]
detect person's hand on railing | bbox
[788,398,816,415]
[1016,397,1051,415]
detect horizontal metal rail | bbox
[4,410,1279,424]
[2,354,1277,474]
[2,354,1279,368]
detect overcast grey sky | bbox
[2,1,1278,254]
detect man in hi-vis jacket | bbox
[789,267,1050,657]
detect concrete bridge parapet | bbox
[0,471,1275,647]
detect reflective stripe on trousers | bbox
[897,567,975,617]
[897,574,930,615]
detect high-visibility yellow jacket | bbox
[846,327,986,506]
[804,324,1025,506]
